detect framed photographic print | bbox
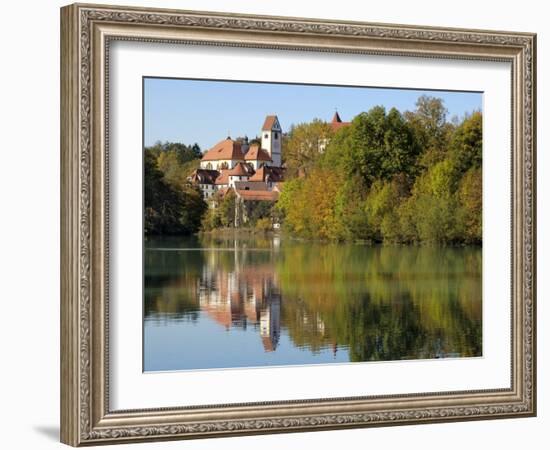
[60,3,537,446]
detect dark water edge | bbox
[144,234,482,371]
[147,228,483,247]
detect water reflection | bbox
[144,234,482,371]
[199,261,282,352]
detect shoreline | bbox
[193,228,482,247]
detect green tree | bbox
[404,95,455,168]
[333,174,370,241]
[364,178,405,242]
[201,206,221,231]
[157,150,187,188]
[284,119,333,176]
[144,152,183,234]
[255,217,272,232]
[399,159,460,243]
[218,190,236,228]
[146,141,202,164]
[243,201,274,227]
[280,107,421,242]
[450,111,482,174]
[322,106,419,186]
[457,168,482,243]
[276,177,309,236]
[277,168,344,240]
[144,148,206,235]
[179,185,208,232]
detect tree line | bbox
[144,96,482,244]
[277,96,482,244]
[144,142,206,235]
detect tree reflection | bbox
[144,234,482,363]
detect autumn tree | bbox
[144,142,206,235]
[284,119,333,177]
[277,98,482,245]
[147,141,202,164]
[457,168,482,243]
[144,151,206,235]
[450,111,482,174]
[277,168,344,240]
[404,95,455,168]
[364,178,407,242]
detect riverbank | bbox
[197,227,481,247]
[199,227,280,238]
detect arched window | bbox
[206,162,212,170]
[264,133,269,139]
[274,132,278,140]
[220,161,229,170]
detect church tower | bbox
[260,115,282,167]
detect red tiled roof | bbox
[189,169,220,185]
[248,166,266,182]
[234,181,269,191]
[248,166,285,183]
[244,144,272,162]
[215,170,230,185]
[235,190,279,201]
[227,162,252,177]
[202,305,232,330]
[201,138,245,161]
[330,111,351,132]
[262,115,279,131]
[331,121,351,132]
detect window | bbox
[274,132,278,140]
[264,133,269,139]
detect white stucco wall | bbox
[261,130,282,167]
[200,159,243,170]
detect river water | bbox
[144,234,482,371]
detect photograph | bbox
[143,78,483,372]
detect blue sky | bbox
[144,78,482,150]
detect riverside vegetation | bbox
[144,96,482,245]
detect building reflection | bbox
[198,259,283,352]
[145,238,483,366]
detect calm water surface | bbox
[144,234,482,371]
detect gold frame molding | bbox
[60,3,537,446]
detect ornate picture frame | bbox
[60,3,536,446]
